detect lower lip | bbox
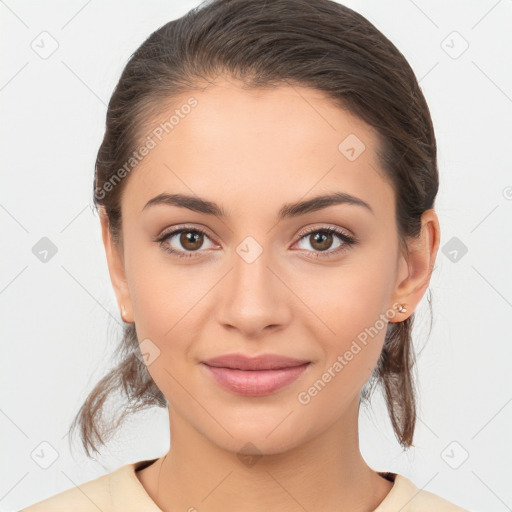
[201,363,310,396]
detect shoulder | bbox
[20,470,115,512]
[376,473,472,512]
[19,460,160,512]
[19,470,112,512]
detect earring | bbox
[396,303,407,313]
[121,304,127,321]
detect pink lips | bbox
[201,353,311,396]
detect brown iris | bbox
[180,230,204,251]
[309,231,333,251]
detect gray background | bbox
[1,1,511,511]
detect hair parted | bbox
[68,0,438,457]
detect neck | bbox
[136,398,393,512]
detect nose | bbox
[215,246,292,338]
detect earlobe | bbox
[98,207,133,323]
[389,209,440,322]
[120,304,129,323]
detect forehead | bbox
[121,78,394,222]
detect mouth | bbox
[201,360,311,396]
[202,353,310,371]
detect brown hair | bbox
[68,0,438,457]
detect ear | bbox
[389,209,441,322]
[99,207,133,323]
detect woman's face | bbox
[103,77,431,455]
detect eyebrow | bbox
[142,191,374,219]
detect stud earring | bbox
[396,303,407,313]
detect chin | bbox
[195,410,315,457]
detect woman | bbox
[21,0,471,510]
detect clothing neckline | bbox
[115,458,404,512]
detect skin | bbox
[100,76,440,512]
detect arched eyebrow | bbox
[142,191,374,219]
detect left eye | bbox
[156,226,356,259]
[294,227,356,258]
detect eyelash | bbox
[155,225,357,260]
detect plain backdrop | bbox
[1,1,511,511]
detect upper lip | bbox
[202,353,310,371]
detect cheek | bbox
[124,235,207,334]
[123,244,202,385]
[294,301,389,418]
[293,248,397,386]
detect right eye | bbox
[156,226,218,258]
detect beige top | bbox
[20,459,471,512]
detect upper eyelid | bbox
[159,223,351,237]
[157,223,215,240]
[297,225,353,238]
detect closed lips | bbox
[201,355,312,396]
[204,363,310,370]
[201,353,310,371]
